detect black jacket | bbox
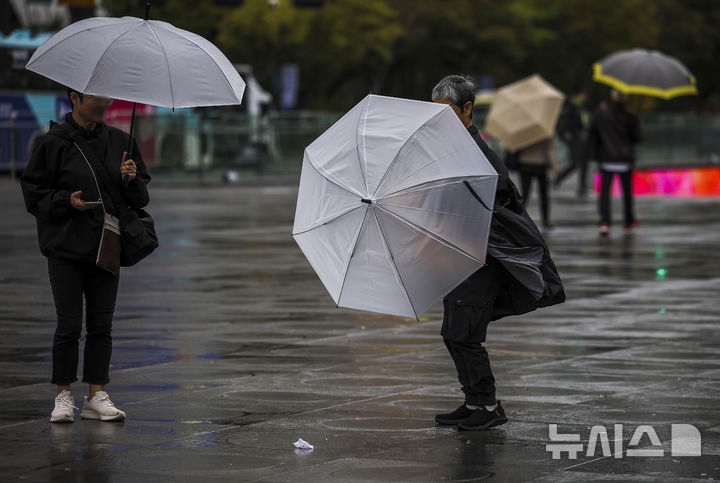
[20,114,150,262]
[467,125,521,212]
[468,125,565,321]
[587,102,641,164]
[557,99,584,144]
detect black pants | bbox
[599,169,635,225]
[556,138,588,195]
[441,259,501,406]
[443,339,496,406]
[47,257,119,386]
[520,165,550,226]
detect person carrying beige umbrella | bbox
[485,74,565,228]
[516,137,560,229]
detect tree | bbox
[105,0,720,109]
[105,0,231,42]
[218,0,403,108]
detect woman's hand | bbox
[120,152,137,181]
[70,190,89,211]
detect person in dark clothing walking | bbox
[555,91,589,196]
[517,137,560,229]
[587,90,642,235]
[431,75,565,431]
[21,88,150,423]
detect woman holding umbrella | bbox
[517,137,560,229]
[21,8,245,423]
[20,87,150,422]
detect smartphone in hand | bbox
[83,200,103,208]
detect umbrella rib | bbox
[374,150,457,199]
[379,202,463,219]
[304,149,366,198]
[357,96,371,194]
[144,22,176,108]
[372,108,447,198]
[379,178,496,218]
[374,138,491,198]
[375,205,482,264]
[381,175,495,199]
[154,25,240,102]
[372,209,418,318]
[84,22,146,94]
[335,206,370,309]
[292,205,364,236]
[27,18,138,67]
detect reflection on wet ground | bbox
[0,178,718,481]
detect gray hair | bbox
[431,74,476,107]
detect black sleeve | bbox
[631,116,642,144]
[122,137,151,209]
[473,134,516,204]
[20,139,73,220]
[585,112,599,160]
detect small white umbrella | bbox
[25,15,245,109]
[292,94,498,319]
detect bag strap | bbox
[60,123,132,221]
[73,142,108,215]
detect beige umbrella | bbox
[484,74,565,152]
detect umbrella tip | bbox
[360,198,372,205]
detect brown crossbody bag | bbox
[74,142,122,276]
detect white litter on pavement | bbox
[293,438,314,450]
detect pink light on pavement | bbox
[594,168,720,197]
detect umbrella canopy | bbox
[593,49,697,100]
[25,16,245,109]
[292,94,498,319]
[484,74,565,152]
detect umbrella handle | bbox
[123,102,137,188]
[123,3,148,188]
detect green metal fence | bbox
[5,109,719,180]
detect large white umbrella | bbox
[25,13,245,183]
[292,94,498,318]
[25,16,246,109]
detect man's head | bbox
[610,89,627,104]
[66,87,113,125]
[431,74,476,127]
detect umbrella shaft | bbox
[126,102,137,158]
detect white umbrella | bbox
[25,16,245,109]
[292,94,498,319]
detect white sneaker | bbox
[80,391,126,421]
[50,390,77,423]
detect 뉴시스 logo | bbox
[546,423,702,459]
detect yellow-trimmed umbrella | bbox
[593,49,697,100]
[484,74,565,152]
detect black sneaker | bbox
[457,401,508,431]
[496,400,506,419]
[435,403,475,425]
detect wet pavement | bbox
[0,175,719,482]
